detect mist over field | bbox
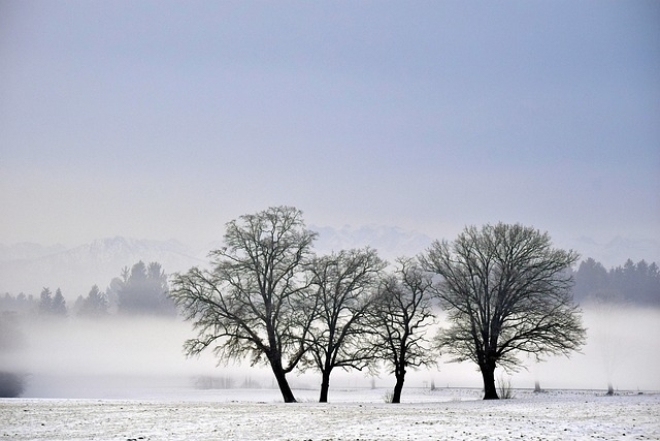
[3,306,657,400]
[3,317,216,398]
[514,306,660,392]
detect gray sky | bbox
[1,1,658,249]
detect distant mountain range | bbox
[0,226,657,300]
[0,237,209,300]
[310,224,433,260]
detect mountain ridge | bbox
[1,227,657,300]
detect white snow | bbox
[2,388,658,440]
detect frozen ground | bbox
[1,388,658,440]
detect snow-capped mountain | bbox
[311,224,433,262]
[1,227,656,300]
[0,227,433,299]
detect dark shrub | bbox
[0,371,25,397]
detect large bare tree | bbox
[371,258,437,403]
[420,223,586,399]
[169,206,317,403]
[303,248,386,402]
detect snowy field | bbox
[2,388,659,441]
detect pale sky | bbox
[1,1,658,249]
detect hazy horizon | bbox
[1,225,658,301]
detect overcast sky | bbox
[1,1,658,249]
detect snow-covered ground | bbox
[2,388,658,440]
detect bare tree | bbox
[303,248,386,402]
[420,223,586,400]
[169,206,317,403]
[371,257,437,403]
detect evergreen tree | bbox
[77,285,109,318]
[573,258,615,303]
[38,288,53,315]
[113,261,175,315]
[51,289,67,316]
[573,258,660,307]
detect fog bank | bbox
[2,307,658,399]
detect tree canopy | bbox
[370,257,437,403]
[303,247,386,402]
[420,223,586,399]
[170,206,317,402]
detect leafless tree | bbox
[302,248,386,402]
[169,206,317,403]
[420,223,586,400]
[370,257,437,403]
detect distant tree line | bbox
[0,261,176,397]
[0,261,176,319]
[571,258,660,306]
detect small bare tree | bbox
[420,223,586,400]
[370,257,437,403]
[302,248,386,402]
[170,206,317,403]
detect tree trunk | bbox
[391,374,405,403]
[534,381,541,393]
[606,382,614,396]
[480,361,499,400]
[269,358,297,403]
[319,369,331,403]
